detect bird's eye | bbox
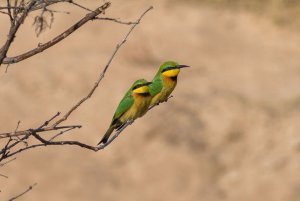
[133,84,142,90]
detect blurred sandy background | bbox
[1,0,300,200]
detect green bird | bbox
[149,61,189,106]
[98,79,152,144]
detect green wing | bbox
[149,75,163,96]
[113,93,134,120]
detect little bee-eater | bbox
[98,79,152,144]
[149,61,189,106]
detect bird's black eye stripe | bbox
[162,66,174,73]
[133,84,143,90]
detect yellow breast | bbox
[119,94,151,122]
[150,76,177,105]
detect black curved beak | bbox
[176,64,190,69]
[144,82,152,86]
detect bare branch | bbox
[7,183,37,201]
[0,5,154,162]
[2,2,111,64]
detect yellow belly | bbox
[151,77,177,105]
[119,95,151,122]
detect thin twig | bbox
[95,17,137,25]
[0,137,13,161]
[7,183,37,201]
[38,112,60,129]
[44,8,70,14]
[6,0,14,23]
[68,0,92,12]
[52,6,154,127]
[5,64,10,73]
[49,126,78,141]
[0,125,81,139]
[12,0,18,20]
[14,121,20,133]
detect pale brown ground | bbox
[1,0,300,201]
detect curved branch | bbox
[2,2,111,64]
[51,6,153,127]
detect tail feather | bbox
[98,126,115,145]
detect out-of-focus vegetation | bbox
[182,0,300,29]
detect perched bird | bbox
[149,61,189,106]
[98,79,152,144]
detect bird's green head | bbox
[159,61,190,78]
[131,79,152,95]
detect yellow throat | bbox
[162,69,180,77]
